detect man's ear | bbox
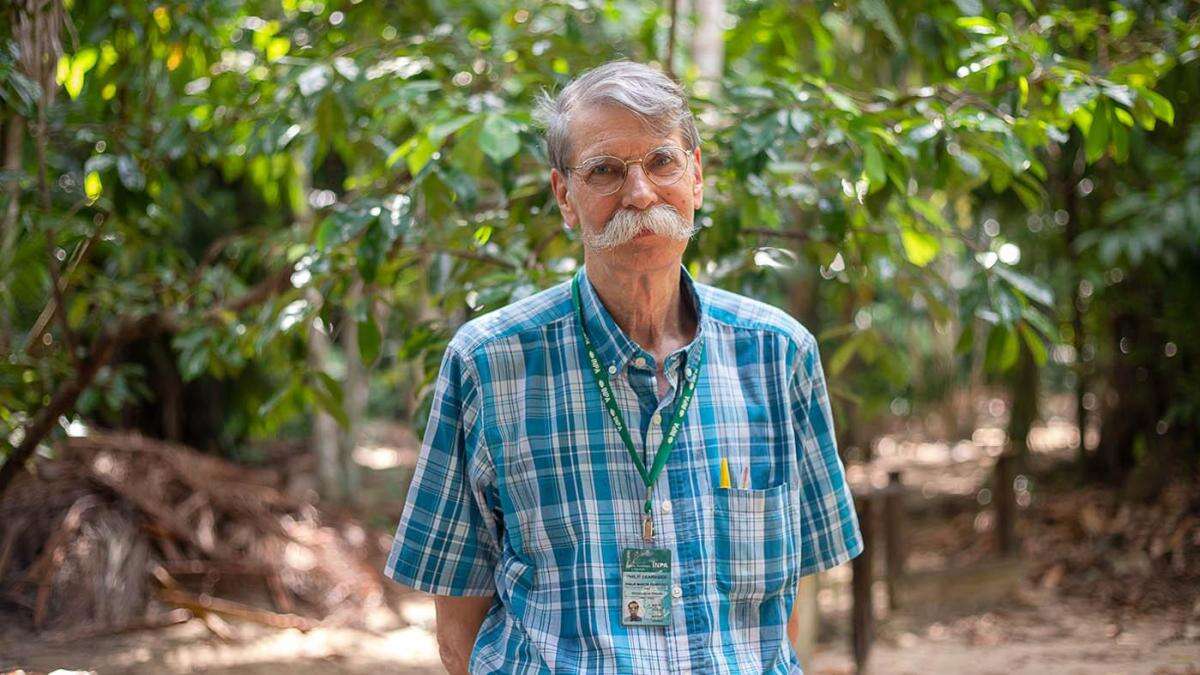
[550,168,578,229]
[690,146,704,210]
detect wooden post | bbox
[883,471,905,610]
[994,452,1017,556]
[852,494,874,674]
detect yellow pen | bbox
[719,457,732,489]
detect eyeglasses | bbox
[566,145,691,196]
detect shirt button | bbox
[672,585,683,598]
[607,364,617,375]
[651,413,662,426]
[661,499,672,514]
[634,357,647,368]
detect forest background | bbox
[0,0,1198,672]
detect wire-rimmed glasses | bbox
[566,145,691,196]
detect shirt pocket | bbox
[713,481,795,601]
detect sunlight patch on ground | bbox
[352,444,407,470]
[398,596,437,630]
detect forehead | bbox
[567,103,683,163]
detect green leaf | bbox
[386,135,418,169]
[257,379,296,419]
[908,196,952,231]
[1135,86,1174,126]
[84,171,102,201]
[954,16,997,34]
[357,220,386,282]
[310,373,349,428]
[1111,122,1129,163]
[860,0,905,46]
[315,217,339,250]
[266,37,290,63]
[1060,86,1098,116]
[406,135,438,176]
[1018,321,1047,366]
[479,114,521,164]
[863,142,886,192]
[429,114,478,143]
[829,332,863,376]
[65,47,99,99]
[1085,102,1109,163]
[315,371,344,405]
[900,227,939,267]
[985,323,1019,372]
[357,316,381,366]
[992,265,1053,306]
[955,323,975,356]
[1131,97,1157,130]
[1101,85,1135,108]
[825,89,860,114]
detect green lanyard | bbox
[571,275,705,542]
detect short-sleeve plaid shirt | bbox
[386,265,863,673]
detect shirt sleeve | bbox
[790,333,864,576]
[384,343,500,596]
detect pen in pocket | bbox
[719,457,731,489]
[740,462,750,489]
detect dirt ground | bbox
[3,408,1198,674]
[3,589,1197,674]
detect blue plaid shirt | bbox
[386,265,862,673]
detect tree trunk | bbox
[1006,339,1039,458]
[292,148,346,502]
[150,337,185,441]
[692,0,725,96]
[307,289,344,503]
[1059,143,1090,472]
[0,115,24,354]
[338,279,367,503]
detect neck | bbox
[584,257,696,361]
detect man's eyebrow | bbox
[578,143,684,162]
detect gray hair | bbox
[534,60,701,173]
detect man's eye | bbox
[591,165,612,176]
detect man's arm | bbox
[434,594,493,675]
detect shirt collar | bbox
[574,263,707,375]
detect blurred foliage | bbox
[0,0,1196,481]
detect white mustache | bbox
[582,204,696,250]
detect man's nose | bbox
[620,164,658,210]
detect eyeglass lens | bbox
[578,146,688,194]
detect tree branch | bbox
[0,259,299,498]
[665,0,679,78]
[24,204,104,357]
[0,312,162,496]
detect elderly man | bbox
[386,60,862,674]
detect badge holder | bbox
[620,513,671,627]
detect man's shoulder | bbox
[446,278,573,358]
[695,281,816,353]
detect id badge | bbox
[620,547,672,626]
